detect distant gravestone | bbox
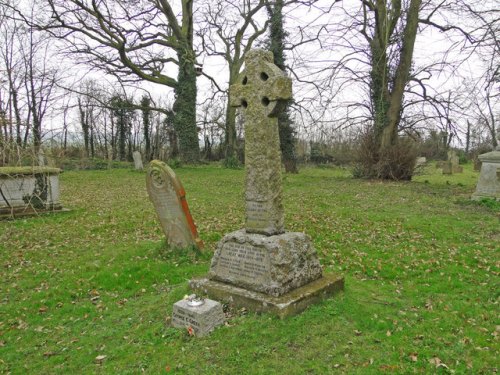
[447,150,463,174]
[171,295,224,337]
[473,158,482,171]
[146,160,203,249]
[472,130,500,201]
[133,151,144,170]
[190,49,343,317]
[416,157,427,167]
[442,161,453,175]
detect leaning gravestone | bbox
[190,49,343,317]
[146,160,203,249]
[472,129,500,201]
[133,151,144,170]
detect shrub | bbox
[353,130,418,181]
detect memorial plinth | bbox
[0,167,63,219]
[171,297,224,337]
[190,50,343,317]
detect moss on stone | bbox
[0,166,61,176]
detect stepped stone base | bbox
[190,273,344,318]
[208,229,323,297]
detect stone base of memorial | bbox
[472,150,500,201]
[0,167,64,219]
[190,229,344,318]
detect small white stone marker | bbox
[133,151,144,170]
[171,295,224,337]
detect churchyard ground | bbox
[0,164,498,374]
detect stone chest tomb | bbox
[472,130,500,201]
[0,167,63,218]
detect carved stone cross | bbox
[229,49,292,235]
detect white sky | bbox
[7,0,498,147]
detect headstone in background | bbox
[436,161,446,169]
[473,158,482,171]
[442,161,453,175]
[146,160,203,249]
[133,151,144,170]
[171,296,224,337]
[191,49,343,317]
[448,150,462,174]
[472,131,500,201]
[416,157,427,167]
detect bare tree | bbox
[16,0,201,162]
[199,0,269,164]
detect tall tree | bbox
[266,0,298,173]
[141,95,152,161]
[25,0,200,162]
[110,95,135,161]
[200,0,269,165]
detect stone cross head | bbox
[229,49,292,118]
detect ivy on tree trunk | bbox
[267,0,298,173]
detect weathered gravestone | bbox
[442,161,453,175]
[448,150,463,174]
[472,129,500,201]
[133,151,144,170]
[416,157,427,167]
[0,167,63,218]
[473,158,482,171]
[190,49,344,317]
[146,160,203,249]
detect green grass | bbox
[0,163,498,374]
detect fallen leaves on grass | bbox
[429,357,449,369]
[95,355,107,363]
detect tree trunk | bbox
[78,98,89,157]
[268,0,298,173]
[172,48,199,163]
[225,101,237,160]
[369,0,421,150]
[141,96,151,161]
[380,0,421,150]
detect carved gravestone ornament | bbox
[190,50,343,317]
[229,49,291,235]
[146,160,203,249]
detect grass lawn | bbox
[0,163,498,374]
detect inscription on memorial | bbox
[214,241,270,284]
[172,309,201,328]
[246,200,269,227]
[155,182,183,221]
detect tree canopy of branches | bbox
[35,0,200,162]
